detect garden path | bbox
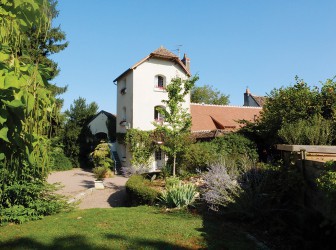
[47,168,128,209]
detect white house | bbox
[87,110,116,141]
[113,46,191,171]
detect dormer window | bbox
[154,75,166,90]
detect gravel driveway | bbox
[47,168,128,209]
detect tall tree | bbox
[63,97,99,166]
[0,0,59,174]
[155,76,199,176]
[191,84,229,105]
[0,0,70,223]
[22,0,68,81]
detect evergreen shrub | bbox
[179,133,258,174]
[50,147,73,171]
[0,177,71,225]
[278,115,333,145]
[125,175,160,206]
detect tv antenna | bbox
[173,45,183,57]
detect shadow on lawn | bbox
[199,211,263,250]
[0,234,196,250]
[0,235,109,250]
[107,188,127,207]
[104,233,194,250]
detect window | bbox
[154,106,165,122]
[155,148,162,160]
[154,75,166,89]
[120,79,127,95]
[120,107,127,125]
[158,76,164,88]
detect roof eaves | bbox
[113,47,191,82]
[113,55,151,83]
[113,68,131,83]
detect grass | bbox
[0,206,260,249]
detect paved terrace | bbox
[47,168,128,209]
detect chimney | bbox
[244,87,250,106]
[181,53,190,72]
[246,88,250,95]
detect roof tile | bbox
[191,103,262,132]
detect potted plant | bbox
[93,166,110,189]
[90,141,114,189]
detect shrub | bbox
[125,175,160,206]
[93,166,112,180]
[202,160,304,219]
[50,146,73,171]
[179,133,258,174]
[316,169,336,198]
[211,133,259,163]
[0,179,72,225]
[202,161,242,212]
[159,183,198,208]
[278,115,333,145]
[316,166,336,222]
[121,157,154,177]
[90,142,114,169]
[179,142,217,173]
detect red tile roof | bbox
[190,103,262,133]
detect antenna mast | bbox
[175,44,183,57]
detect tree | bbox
[22,0,68,81]
[240,77,336,154]
[63,97,99,166]
[0,0,70,223]
[155,75,199,176]
[0,0,61,174]
[191,84,229,105]
[257,77,321,146]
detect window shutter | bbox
[154,75,158,87]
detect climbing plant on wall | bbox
[125,129,156,172]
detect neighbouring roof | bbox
[190,103,262,135]
[250,94,266,107]
[87,110,116,125]
[113,46,191,82]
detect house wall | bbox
[115,57,190,171]
[116,71,134,134]
[132,58,190,131]
[88,113,109,136]
[116,72,133,168]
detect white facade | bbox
[114,47,191,171]
[88,112,110,136]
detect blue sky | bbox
[51,0,336,114]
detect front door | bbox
[154,149,164,170]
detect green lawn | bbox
[0,206,259,249]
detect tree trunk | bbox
[173,154,176,176]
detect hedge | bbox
[125,175,160,206]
